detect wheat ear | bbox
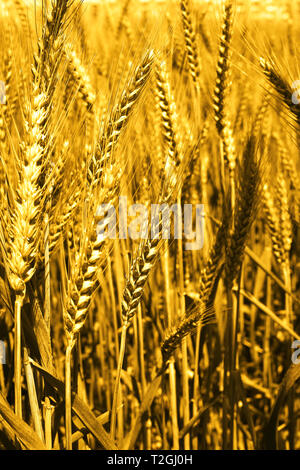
[226,136,261,287]
[63,203,115,449]
[260,57,300,126]
[87,49,154,189]
[180,0,201,93]
[213,0,234,135]
[65,45,96,114]
[213,1,236,201]
[2,84,50,418]
[154,59,181,174]
[161,305,215,363]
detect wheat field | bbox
[0,0,299,452]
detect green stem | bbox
[44,396,53,450]
[163,241,179,449]
[23,347,45,443]
[14,294,24,418]
[177,193,189,449]
[169,358,179,449]
[192,324,201,450]
[110,322,127,442]
[65,343,73,450]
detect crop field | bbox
[0,0,300,451]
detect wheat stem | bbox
[14,295,23,419]
[65,343,72,450]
